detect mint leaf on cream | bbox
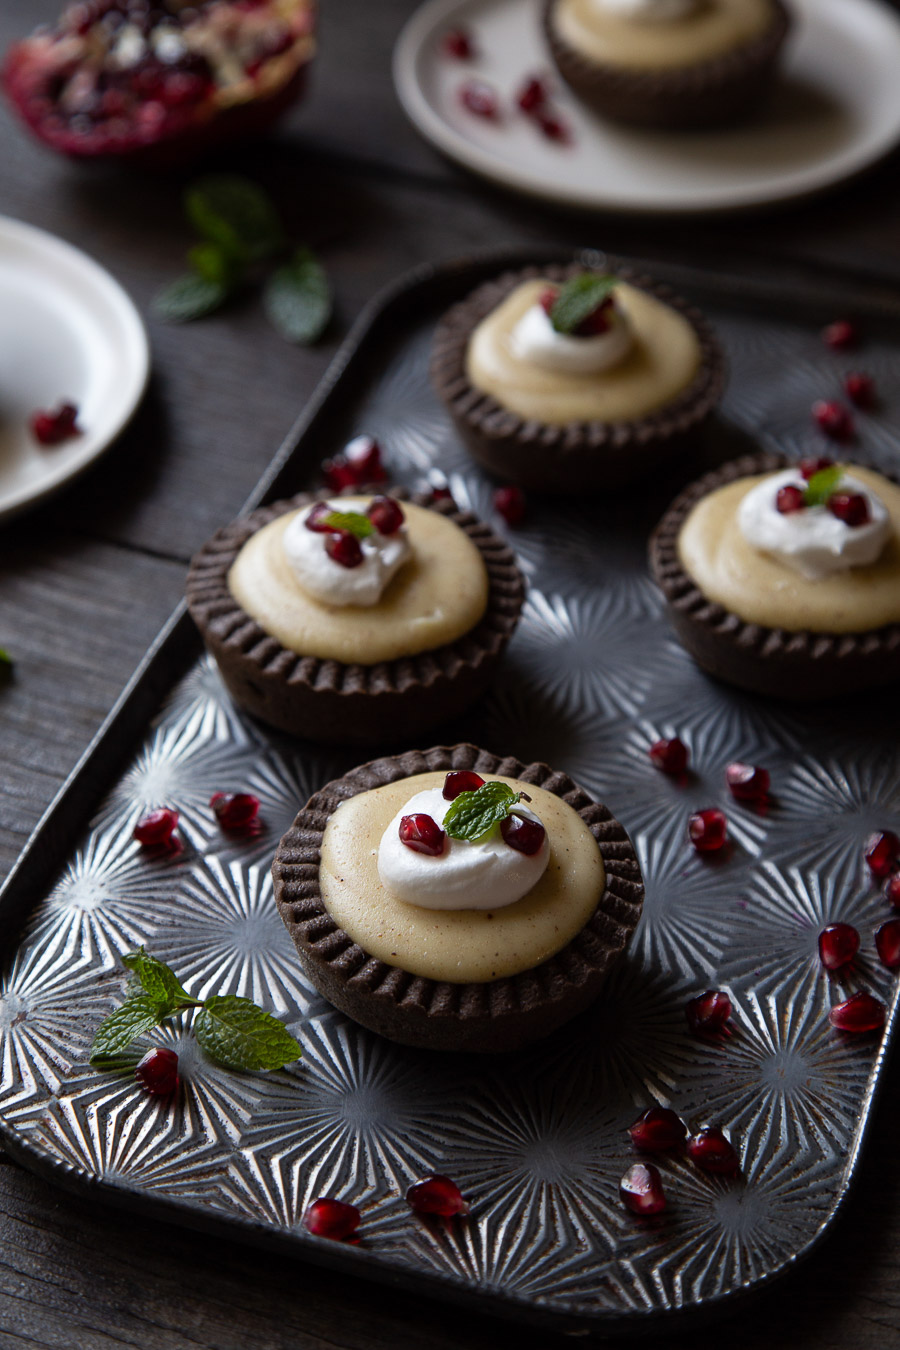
[804,465,844,507]
[322,510,375,539]
[444,781,529,842]
[550,274,617,335]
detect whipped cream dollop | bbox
[508,298,632,377]
[281,500,411,607]
[738,470,891,581]
[377,786,550,911]
[590,0,701,21]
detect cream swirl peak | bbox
[281,497,411,606]
[508,297,633,376]
[589,0,702,20]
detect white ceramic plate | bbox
[0,216,149,523]
[394,0,900,213]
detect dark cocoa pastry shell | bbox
[272,744,644,1053]
[185,491,524,745]
[648,452,900,700]
[430,260,726,493]
[543,0,791,129]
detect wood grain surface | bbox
[1,1,900,1345]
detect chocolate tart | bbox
[430,261,726,494]
[543,0,791,130]
[272,744,644,1053]
[186,490,524,745]
[649,452,900,700]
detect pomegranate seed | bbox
[325,531,364,568]
[210,792,260,831]
[30,401,80,446]
[430,484,453,503]
[459,79,499,119]
[649,737,688,776]
[725,762,770,802]
[500,814,546,855]
[829,991,886,1033]
[442,770,485,800]
[517,76,548,113]
[399,813,446,857]
[321,436,386,491]
[823,319,858,351]
[303,1198,361,1241]
[406,1174,470,1217]
[539,286,558,315]
[494,485,526,525]
[628,1107,686,1153]
[865,831,900,880]
[305,502,334,533]
[620,1163,666,1216]
[875,918,900,970]
[685,990,732,1036]
[135,1047,179,1096]
[818,922,860,971]
[133,808,179,847]
[367,495,404,535]
[884,875,900,908]
[688,1127,740,1176]
[442,27,474,60]
[812,400,854,441]
[827,492,870,527]
[844,372,876,409]
[799,456,834,480]
[688,808,727,854]
[574,298,613,336]
[776,484,806,514]
[536,111,570,143]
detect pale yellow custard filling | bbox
[678,468,900,633]
[552,0,776,71]
[466,280,701,425]
[319,772,606,983]
[228,498,489,664]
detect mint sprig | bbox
[550,274,617,335]
[322,509,374,540]
[444,781,529,843]
[91,949,301,1073]
[804,465,844,507]
[186,174,285,265]
[263,246,332,345]
[152,274,229,323]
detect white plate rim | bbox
[0,214,150,524]
[393,0,900,215]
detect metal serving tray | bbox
[1,250,899,1337]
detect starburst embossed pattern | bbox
[1,272,899,1334]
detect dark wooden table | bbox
[2,2,900,1345]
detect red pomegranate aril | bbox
[304,502,334,533]
[537,111,570,143]
[875,919,900,970]
[135,1047,179,1096]
[210,791,260,831]
[406,1174,470,1217]
[399,813,446,857]
[322,435,386,491]
[620,1163,666,1216]
[442,770,485,801]
[500,813,546,856]
[539,286,558,315]
[776,484,806,515]
[818,922,860,971]
[844,372,876,409]
[517,76,548,113]
[865,830,900,880]
[688,808,727,853]
[430,484,453,503]
[133,808,179,847]
[725,762,770,802]
[459,79,499,119]
[628,1106,687,1153]
[30,401,80,445]
[367,495,404,535]
[884,875,900,908]
[649,737,689,776]
[688,1127,740,1176]
[685,989,732,1036]
[494,485,526,526]
[574,298,614,337]
[829,991,886,1033]
[812,400,854,441]
[799,456,835,480]
[827,492,870,527]
[325,531,364,568]
[442,27,475,60]
[303,1197,361,1241]
[823,319,858,351]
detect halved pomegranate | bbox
[3,0,316,163]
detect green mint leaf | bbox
[444,781,524,843]
[188,241,240,289]
[194,996,302,1072]
[804,465,844,508]
[0,649,11,666]
[550,273,618,335]
[121,948,197,1014]
[152,274,229,324]
[263,246,332,345]
[90,996,164,1063]
[322,510,374,540]
[186,174,284,264]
